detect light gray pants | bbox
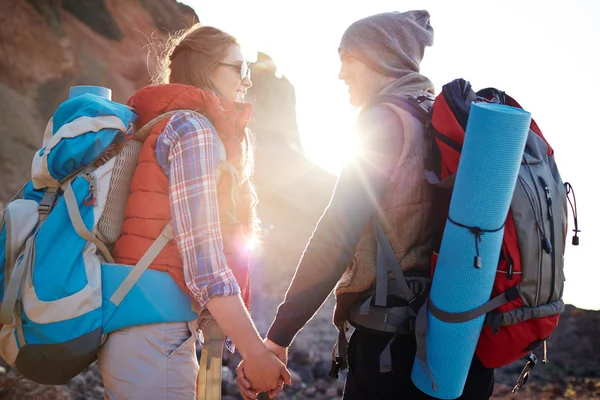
[98,321,199,400]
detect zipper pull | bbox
[538,176,553,254]
[538,177,552,205]
[542,185,553,218]
[507,257,514,280]
[83,173,97,206]
[564,182,580,246]
[542,238,552,254]
[543,340,548,363]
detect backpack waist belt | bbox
[348,299,417,335]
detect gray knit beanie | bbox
[339,10,434,78]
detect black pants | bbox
[343,329,495,400]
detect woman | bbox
[98,25,289,399]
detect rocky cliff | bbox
[0,0,199,205]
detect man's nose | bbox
[338,65,345,81]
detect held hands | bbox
[236,339,290,399]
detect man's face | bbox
[338,50,384,107]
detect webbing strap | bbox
[0,263,25,326]
[372,221,421,375]
[414,300,437,392]
[374,222,416,304]
[56,147,117,189]
[0,232,35,325]
[359,294,374,315]
[196,317,226,400]
[350,299,416,335]
[428,286,520,324]
[349,296,419,374]
[380,330,401,373]
[15,301,25,347]
[5,183,27,206]
[375,240,388,307]
[135,109,219,143]
[109,224,173,306]
[336,323,349,367]
[413,286,520,393]
[378,97,430,123]
[134,111,184,142]
[328,322,348,379]
[3,207,14,295]
[424,170,456,189]
[64,181,114,263]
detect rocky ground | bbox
[0,296,597,399]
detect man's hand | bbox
[236,339,290,399]
[264,339,288,365]
[236,344,291,399]
[264,339,289,398]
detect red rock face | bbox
[0,1,75,96]
[0,0,196,204]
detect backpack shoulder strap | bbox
[0,201,39,325]
[374,94,432,124]
[133,110,184,142]
[108,223,174,307]
[374,221,417,307]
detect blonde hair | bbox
[151,25,237,92]
[149,24,260,237]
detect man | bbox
[238,10,495,400]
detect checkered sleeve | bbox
[155,111,241,308]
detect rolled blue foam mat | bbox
[411,103,530,399]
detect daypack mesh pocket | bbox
[97,140,143,245]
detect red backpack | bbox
[328,79,580,390]
[425,78,579,373]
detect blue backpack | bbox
[0,91,200,384]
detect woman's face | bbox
[210,44,252,102]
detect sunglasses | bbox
[219,62,251,81]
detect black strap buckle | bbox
[328,323,349,379]
[408,283,430,314]
[329,357,348,379]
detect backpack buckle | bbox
[329,357,347,379]
[329,322,349,379]
[38,188,59,215]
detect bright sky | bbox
[183,0,599,310]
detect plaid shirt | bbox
[155,111,241,308]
